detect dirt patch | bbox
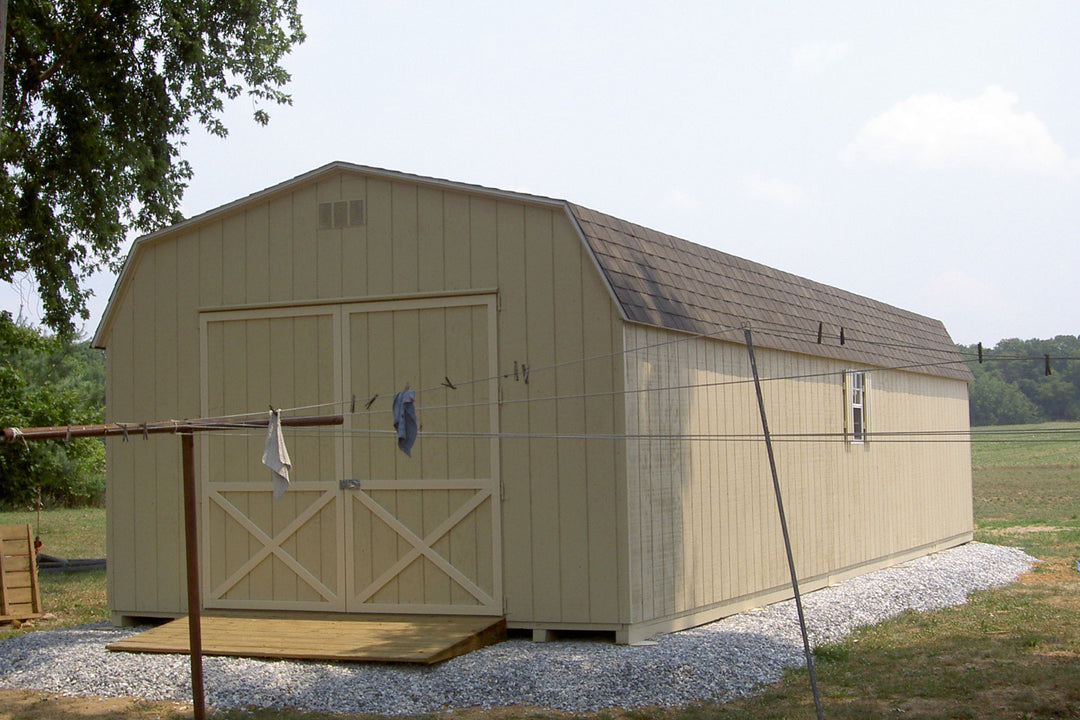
[0,688,622,720]
[981,525,1072,535]
[0,688,191,720]
[1018,557,1078,583]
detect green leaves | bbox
[962,336,1080,426]
[0,311,106,508]
[1,0,305,334]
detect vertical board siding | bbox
[496,201,531,620]
[104,168,626,626]
[104,290,135,614]
[151,241,181,610]
[524,205,561,623]
[623,325,973,624]
[129,247,159,611]
[315,178,344,300]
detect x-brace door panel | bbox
[200,309,345,612]
[343,297,502,615]
[346,480,499,613]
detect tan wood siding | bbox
[104,169,626,626]
[623,324,972,625]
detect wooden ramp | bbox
[106,615,506,665]
[0,524,43,624]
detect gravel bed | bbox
[0,542,1034,715]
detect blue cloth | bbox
[392,389,417,457]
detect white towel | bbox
[261,410,292,500]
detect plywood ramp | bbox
[107,615,506,665]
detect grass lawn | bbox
[0,507,108,642]
[1,422,1079,719]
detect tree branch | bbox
[32,2,108,86]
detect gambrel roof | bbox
[93,161,972,381]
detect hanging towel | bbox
[392,388,417,457]
[262,409,292,499]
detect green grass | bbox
[0,506,106,558]
[0,507,108,642]
[3,421,1080,718]
[970,420,1080,469]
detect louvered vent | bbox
[317,200,365,229]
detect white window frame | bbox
[845,370,869,444]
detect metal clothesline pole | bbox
[743,327,824,720]
[2,413,344,720]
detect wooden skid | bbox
[107,615,507,665]
[0,524,43,623]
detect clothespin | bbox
[817,322,823,344]
[442,376,457,390]
[513,360,519,382]
[365,394,378,410]
[839,327,846,345]
[522,364,530,384]
[65,425,71,443]
[120,424,129,442]
[977,342,983,364]
[1045,354,1052,376]
[141,423,149,440]
[350,394,356,413]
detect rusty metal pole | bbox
[181,431,206,720]
[743,327,824,720]
[1,412,345,720]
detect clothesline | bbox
[244,354,971,426]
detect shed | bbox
[93,162,974,643]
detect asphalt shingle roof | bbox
[570,204,973,381]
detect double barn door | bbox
[199,296,501,615]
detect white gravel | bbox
[0,542,1034,715]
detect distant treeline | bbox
[958,336,1080,427]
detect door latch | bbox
[339,478,363,490]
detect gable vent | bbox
[318,200,365,229]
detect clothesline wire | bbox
[188,318,753,422]
[169,313,1074,424]
[284,355,973,423]
[744,317,1080,363]
[222,346,1047,424]
[194,425,1080,445]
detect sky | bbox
[4,1,1078,346]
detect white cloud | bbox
[791,42,851,76]
[843,86,1070,177]
[741,175,813,209]
[658,189,700,210]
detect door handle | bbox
[340,478,363,490]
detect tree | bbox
[0,311,106,507]
[0,1,305,334]
[959,337,1080,426]
[967,369,1042,426]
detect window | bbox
[846,370,868,444]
